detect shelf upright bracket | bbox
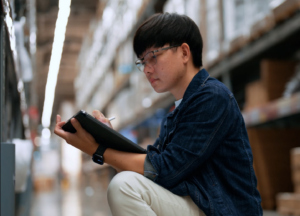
[0,12,15,216]
[0,13,4,216]
[222,70,232,92]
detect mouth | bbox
[149,78,159,84]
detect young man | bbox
[55,13,262,216]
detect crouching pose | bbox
[55,13,263,216]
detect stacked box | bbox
[272,0,300,23]
[292,148,300,194]
[244,60,296,110]
[261,60,297,101]
[276,193,300,215]
[244,81,268,111]
[250,15,275,40]
[247,128,300,209]
[33,177,54,192]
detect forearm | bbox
[104,148,147,174]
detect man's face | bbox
[140,44,185,93]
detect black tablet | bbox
[61,110,147,154]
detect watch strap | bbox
[94,144,107,156]
[92,144,107,164]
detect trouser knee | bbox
[107,171,143,205]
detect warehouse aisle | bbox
[30,177,112,216]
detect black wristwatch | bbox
[92,144,107,165]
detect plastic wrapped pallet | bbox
[205,0,222,63]
[223,0,250,54]
[249,0,274,40]
[223,0,274,53]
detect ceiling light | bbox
[41,0,72,128]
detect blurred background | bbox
[1,0,300,215]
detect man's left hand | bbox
[54,115,98,156]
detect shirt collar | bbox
[168,68,209,116]
[175,98,183,109]
[182,68,210,101]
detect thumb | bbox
[70,118,83,132]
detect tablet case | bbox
[61,110,147,154]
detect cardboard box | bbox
[229,35,249,55]
[247,128,300,209]
[295,183,300,194]
[273,0,300,23]
[276,193,300,215]
[33,177,54,192]
[250,15,275,40]
[276,193,297,215]
[244,80,268,111]
[244,60,296,111]
[292,169,300,184]
[291,148,300,169]
[261,60,297,101]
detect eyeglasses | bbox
[135,45,180,72]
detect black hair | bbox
[133,13,203,68]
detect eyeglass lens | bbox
[137,52,156,72]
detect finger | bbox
[93,110,109,125]
[57,121,66,127]
[70,118,83,132]
[101,118,113,129]
[56,115,61,124]
[92,110,102,120]
[54,122,67,137]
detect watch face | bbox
[92,154,104,165]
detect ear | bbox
[181,43,191,64]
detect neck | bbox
[170,66,201,100]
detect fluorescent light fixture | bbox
[269,0,285,9]
[42,128,51,139]
[41,0,72,128]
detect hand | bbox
[54,115,98,156]
[92,110,113,129]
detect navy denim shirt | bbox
[144,69,262,216]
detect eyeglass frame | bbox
[135,44,181,72]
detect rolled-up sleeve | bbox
[144,154,158,181]
[146,85,234,189]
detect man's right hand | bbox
[92,110,113,129]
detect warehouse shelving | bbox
[209,11,300,79]
[243,92,300,127]
[75,0,300,211]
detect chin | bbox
[153,87,168,93]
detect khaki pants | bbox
[107,171,206,216]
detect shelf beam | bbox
[209,12,300,78]
[243,92,300,127]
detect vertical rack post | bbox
[0,12,15,216]
[0,14,4,216]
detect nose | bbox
[143,63,153,74]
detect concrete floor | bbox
[30,177,111,216]
[30,177,280,216]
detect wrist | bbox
[88,142,99,156]
[92,144,107,165]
